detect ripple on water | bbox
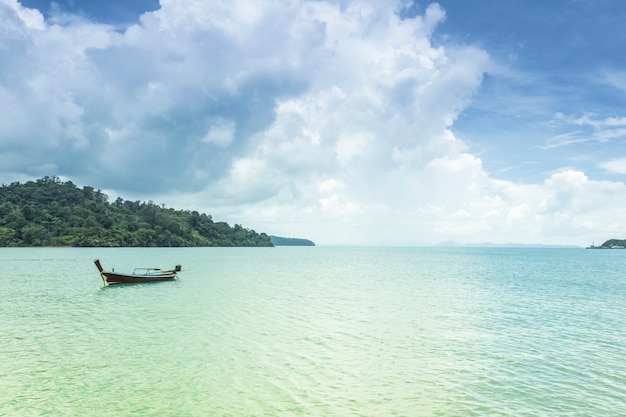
[1,247,625,416]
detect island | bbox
[586,239,626,249]
[270,236,315,246]
[0,176,273,247]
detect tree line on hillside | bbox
[0,177,273,247]
[595,239,626,248]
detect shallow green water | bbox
[1,247,625,416]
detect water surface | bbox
[1,247,624,416]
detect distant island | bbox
[270,236,315,246]
[0,176,273,247]
[586,239,626,249]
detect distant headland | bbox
[586,239,626,249]
[270,236,315,246]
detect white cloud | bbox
[601,69,626,94]
[599,157,626,174]
[545,112,626,149]
[201,119,235,148]
[2,0,626,245]
[2,0,45,31]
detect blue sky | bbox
[2,0,626,245]
[438,0,626,182]
[19,0,160,25]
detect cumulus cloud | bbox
[2,0,626,245]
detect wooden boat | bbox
[94,259,181,285]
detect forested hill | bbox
[0,177,273,247]
[595,239,626,248]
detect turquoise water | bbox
[1,247,625,416]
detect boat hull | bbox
[102,271,178,284]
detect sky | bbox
[1,0,626,246]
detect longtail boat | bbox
[94,259,181,285]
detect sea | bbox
[1,247,624,416]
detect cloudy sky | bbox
[2,0,626,246]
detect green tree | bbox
[0,177,274,247]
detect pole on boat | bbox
[94,259,106,286]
